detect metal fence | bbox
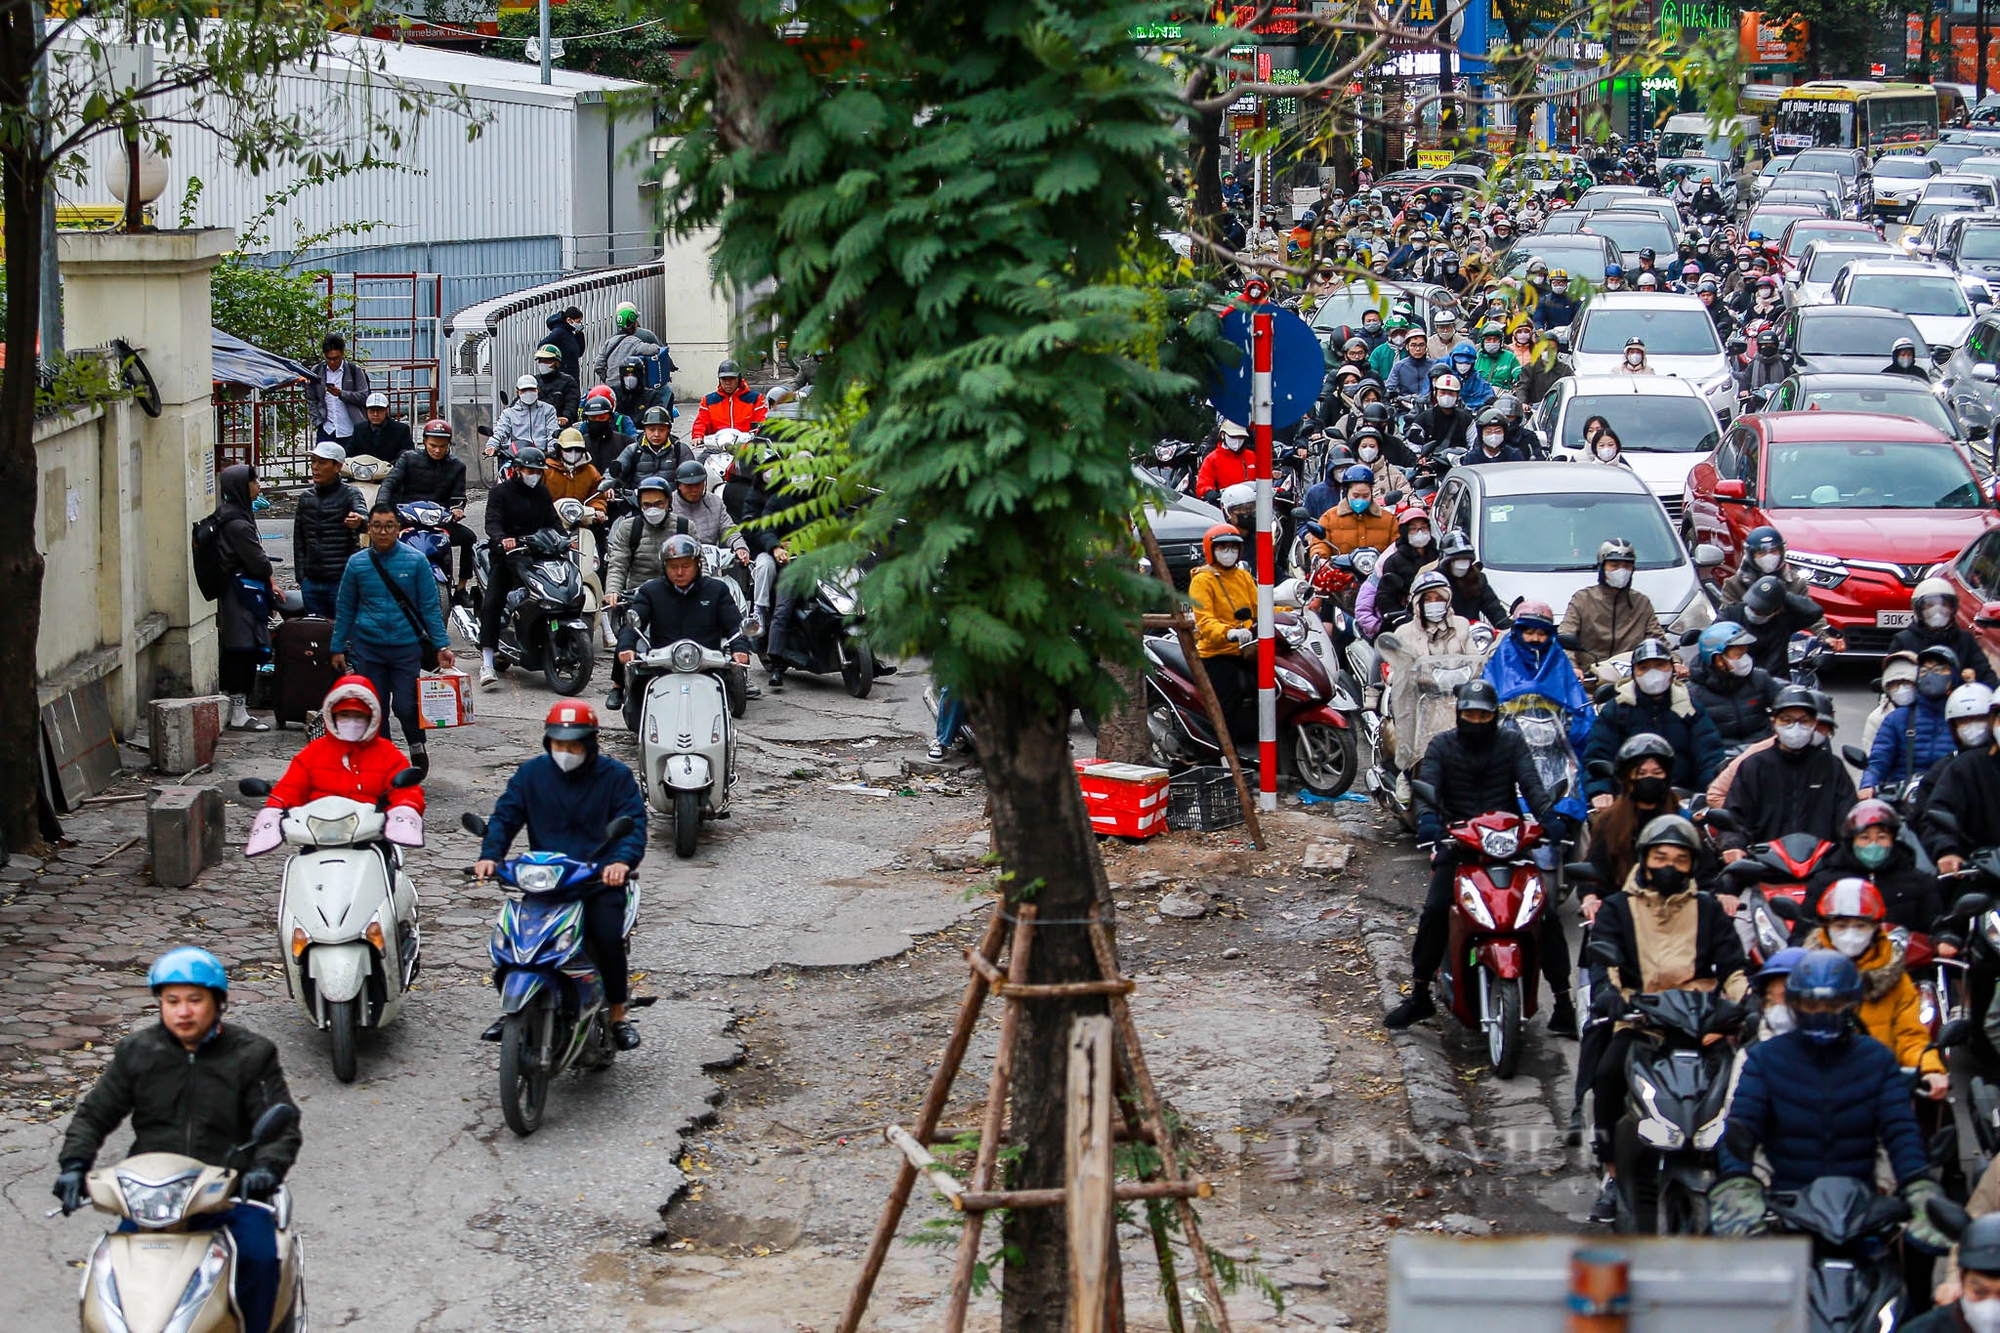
[322,272,445,422]
[443,261,667,421]
[214,386,315,486]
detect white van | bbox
[1657,113,1762,166]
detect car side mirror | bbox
[238,777,273,798]
[1975,364,1998,383]
[1976,600,2000,629]
[1692,542,1726,567]
[1716,479,1747,500]
[460,812,489,837]
[1936,345,1957,368]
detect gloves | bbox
[1904,1177,1950,1255]
[53,1162,87,1215]
[238,1167,281,1202]
[1709,1175,1768,1236]
[1227,628,1254,645]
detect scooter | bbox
[1411,778,1567,1078]
[396,499,459,629]
[1718,825,1836,964]
[1766,1176,1910,1333]
[240,769,425,1084]
[768,564,884,699]
[1141,616,1359,798]
[631,638,738,858]
[60,1103,306,1333]
[456,527,595,695]
[553,494,608,641]
[460,811,639,1136]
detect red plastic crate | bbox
[1074,759,1170,839]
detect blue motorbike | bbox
[460,812,637,1136]
[396,499,458,625]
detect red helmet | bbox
[544,700,600,742]
[582,390,616,416]
[422,418,451,438]
[1816,877,1886,923]
[1201,523,1245,565]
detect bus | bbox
[1774,81,1940,155]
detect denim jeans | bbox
[350,640,423,748]
[935,688,967,749]
[299,579,340,620]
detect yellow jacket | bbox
[1189,563,1259,658]
[1804,927,1943,1077]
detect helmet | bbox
[635,474,670,499]
[1812,689,1838,728]
[1913,576,1958,612]
[1755,945,1810,984]
[1218,481,1258,516]
[515,374,538,391]
[422,418,451,438]
[661,533,702,564]
[1202,523,1244,563]
[1681,262,1701,277]
[1512,598,1556,630]
[1433,372,1462,394]
[582,392,614,417]
[1340,464,1376,486]
[1631,637,1673,668]
[1756,328,1779,350]
[1844,798,1903,837]
[556,426,587,454]
[1697,277,1719,295]
[1480,321,1504,339]
[1477,406,1508,427]
[674,459,708,486]
[1892,336,1917,355]
[1455,679,1501,713]
[1343,336,1369,356]
[1919,643,1963,674]
[1638,246,1656,262]
[513,446,547,470]
[716,358,741,378]
[1950,682,1997,721]
[1615,732,1677,771]
[1411,569,1453,602]
[1623,336,1646,351]
[1771,682,1820,716]
[148,946,228,996]
[1550,267,1569,282]
[1961,1214,2000,1276]
[615,302,640,330]
[543,700,600,744]
[1745,526,1784,557]
[1744,574,1789,618]
[1383,314,1410,332]
[1637,813,1700,855]
[1437,529,1474,560]
[1360,401,1393,425]
[1349,426,1385,451]
[1495,393,1523,422]
[1818,876,1886,922]
[1696,620,1755,668]
[641,406,673,427]
[1395,501,1430,529]
[1605,263,1624,278]
[535,343,561,362]
[1596,537,1636,566]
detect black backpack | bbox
[190,511,229,602]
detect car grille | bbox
[1841,627,1901,656]
[1661,495,1684,525]
[1156,540,1203,590]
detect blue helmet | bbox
[1755,945,1809,984]
[1696,620,1755,669]
[1788,949,1861,1044]
[635,474,670,497]
[1451,340,1477,367]
[1340,464,1376,487]
[1605,263,1624,279]
[148,946,228,995]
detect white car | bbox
[1531,375,1720,525]
[1831,260,1981,349]
[1870,154,1941,216]
[1791,240,1906,307]
[1567,291,1736,419]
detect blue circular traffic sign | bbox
[1206,304,1325,430]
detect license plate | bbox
[1876,610,1916,628]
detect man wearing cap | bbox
[295,441,367,618]
[349,391,413,464]
[307,332,370,445]
[670,459,752,566]
[490,374,558,462]
[533,343,581,427]
[379,419,475,600]
[544,304,586,384]
[690,360,769,442]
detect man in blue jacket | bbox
[333,503,454,766]
[1581,638,1726,807]
[1863,644,1961,799]
[476,700,648,1049]
[1712,949,1948,1246]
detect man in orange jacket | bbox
[689,359,769,442]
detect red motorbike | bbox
[1410,788,1561,1078]
[1718,829,1834,965]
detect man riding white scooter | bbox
[611,533,752,716]
[54,947,302,1333]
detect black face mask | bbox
[1629,775,1672,807]
[1456,716,1497,746]
[1641,863,1690,895]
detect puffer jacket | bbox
[331,544,449,661]
[1926,747,2000,860]
[265,676,421,811]
[613,437,697,491]
[491,397,558,458]
[1590,876,1748,999]
[1190,563,1259,658]
[1558,582,1664,676]
[1687,660,1777,751]
[1864,698,1955,793]
[376,448,467,511]
[1889,622,2000,688]
[59,1023,301,1175]
[293,477,366,583]
[1719,1026,1928,1191]
[669,489,749,556]
[1414,724,1556,845]
[1309,502,1396,559]
[604,512,668,603]
[1800,927,1943,1077]
[544,455,608,517]
[1580,679,1727,799]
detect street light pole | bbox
[539,0,552,85]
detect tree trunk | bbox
[1092,660,1152,766]
[1187,68,1226,246]
[967,688,1120,1333]
[0,17,49,853]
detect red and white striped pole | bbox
[1245,279,1278,813]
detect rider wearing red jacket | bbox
[689,359,769,442]
[1192,421,1255,502]
[259,676,423,817]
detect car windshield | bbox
[1793,386,1957,435]
[1669,161,1721,183]
[1748,210,1817,236]
[1561,394,1719,453]
[1927,144,1987,169]
[1796,313,1926,356]
[1581,214,1677,256]
[1961,227,2000,259]
[1911,199,1977,224]
[1787,172,1846,196]
[1792,150,1859,177]
[1875,157,1934,179]
[1927,180,1995,204]
[1787,223,1872,258]
[1509,239,1608,275]
[1844,273,1970,316]
[1311,287,1415,331]
[1765,440,1984,509]
[1479,493,1683,572]
[1576,307,1721,356]
[1805,247,1892,281]
[1535,212,1587,234]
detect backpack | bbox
[191,511,229,602]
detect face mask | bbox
[564,449,588,466]
[1745,605,1777,626]
[1357,444,1380,462]
[1965,1298,2000,1333]
[1435,393,1455,409]
[1389,333,1406,347]
[641,504,668,525]
[1421,599,1447,623]
[1630,774,1672,806]
[550,748,585,773]
[1897,354,1915,368]
[1454,360,1474,375]
[1963,721,1994,749]
[520,471,543,488]
[1920,673,1954,702]
[332,716,369,743]
[1625,352,1644,367]
[1886,681,1916,708]
[1796,1008,1848,1044]
[1753,552,1783,573]
[1215,548,1241,569]
[1407,529,1432,549]
[1552,283,1568,294]
[1457,716,1497,744]
[1348,497,1371,516]
[1481,431,1505,449]
[1363,320,1381,333]
[1449,558,1472,578]
[1762,1002,1795,1036]
[1224,436,1246,453]
[623,375,640,389]
[518,390,539,405]
[537,364,557,378]
[1775,720,1816,751]
[1728,653,1754,678]
[1603,567,1632,590]
[1595,444,1619,462]
[1483,340,1501,354]
[1636,667,1671,696]
[1922,605,1953,629]
[1829,925,1876,959]
[1854,840,1893,870]
[1643,863,1691,895]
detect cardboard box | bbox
[1074,759,1170,839]
[417,670,475,729]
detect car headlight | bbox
[1479,826,1521,860]
[1667,593,1714,637]
[670,641,703,673]
[1786,549,1849,588]
[118,1168,200,1228]
[1273,665,1319,697]
[515,863,564,893]
[304,812,359,846]
[1514,878,1544,928]
[162,1239,231,1333]
[1456,878,1496,928]
[1700,373,1736,396]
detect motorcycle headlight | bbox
[1154,442,1177,461]
[1456,878,1497,929]
[1278,619,1307,649]
[1479,826,1521,860]
[162,1239,231,1333]
[304,813,359,846]
[1693,1112,1728,1152]
[1786,549,1849,589]
[1637,1115,1685,1149]
[1274,665,1318,697]
[88,1246,129,1333]
[515,863,564,893]
[117,1168,201,1229]
[1352,549,1379,576]
[1982,909,2000,952]
[670,641,703,673]
[819,580,856,615]
[1513,879,1544,929]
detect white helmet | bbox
[1914,576,1958,610]
[1219,419,1249,439]
[1218,480,1258,515]
[1948,682,1997,722]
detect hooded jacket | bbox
[1445,344,1495,410]
[1193,441,1255,500]
[534,368,581,425]
[544,452,608,516]
[1924,746,2000,860]
[593,327,669,388]
[213,464,272,653]
[1190,560,1259,659]
[491,396,559,458]
[1483,625,1595,757]
[1385,353,1440,399]
[1581,678,1727,799]
[1718,591,1830,680]
[1687,659,1778,750]
[1864,697,1956,792]
[265,676,421,812]
[1591,875,1749,1000]
[543,312,585,383]
[1473,346,1521,389]
[1720,1026,1928,1191]
[1805,839,1943,932]
[485,473,562,542]
[1558,582,1665,677]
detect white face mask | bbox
[1407,528,1432,548]
[1223,435,1247,452]
[1887,682,1917,708]
[1961,721,1993,748]
[1357,444,1380,462]
[1625,352,1644,367]
[1595,444,1619,462]
[1603,566,1632,589]
[1435,393,1456,409]
[1922,605,1953,629]
[1481,430,1505,449]
[1829,924,1876,959]
[564,449,588,466]
[1421,599,1448,622]
[641,504,668,525]
[550,748,585,773]
[518,390,539,405]
[1636,667,1671,696]
[332,716,369,743]
[1775,720,1816,751]
[1214,547,1241,569]
[1762,1002,1794,1036]
[520,471,543,488]
[1754,551,1783,573]
[1728,653,1754,678]
[1964,1296,2000,1333]
[536,364,558,378]
[1448,558,1472,578]
[623,376,640,389]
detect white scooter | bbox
[632,638,737,858]
[241,771,425,1083]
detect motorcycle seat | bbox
[1147,634,1191,679]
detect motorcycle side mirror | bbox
[1409,778,1439,807]
[1383,489,1405,506]
[1290,505,1309,521]
[1840,744,1868,769]
[1678,627,1704,647]
[477,424,495,437]
[1585,758,1616,783]
[1700,805,1741,833]
[238,777,273,798]
[1375,632,1404,654]
[390,767,424,789]
[249,1103,298,1147]
[1547,777,1571,803]
[1593,683,1617,707]
[1564,862,1603,885]
[1952,892,1995,921]
[1766,895,1802,923]
[1556,631,1582,651]
[601,816,636,848]
[460,812,489,837]
[1939,1016,1977,1050]
[1929,1196,1972,1241]
[1585,939,1622,969]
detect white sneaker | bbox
[479,667,499,691]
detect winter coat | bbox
[1459,440,1526,465]
[1591,878,1749,1000]
[305,358,370,435]
[1738,353,1787,393]
[1806,839,1943,932]
[1367,341,1402,384]
[1374,537,1431,624]
[347,415,413,465]
[535,369,581,425]
[604,512,669,604]
[617,573,750,658]
[1193,444,1255,500]
[265,676,420,812]
[1483,627,1595,755]
[690,386,768,441]
[1386,354,1441,399]
[1516,348,1571,404]
[59,1022,301,1176]
[377,449,467,512]
[1447,568,1510,628]
[333,543,449,661]
[1531,291,1579,330]
[544,455,608,516]
[669,490,748,556]
[1309,502,1396,560]
[580,421,635,476]
[1889,622,2000,688]
[1717,741,1857,852]
[544,312,585,384]
[1799,927,1943,1077]
[1719,1027,1928,1191]
[1717,592,1827,680]
[1864,698,1956,792]
[491,398,559,458]
[1902,1304,1974,1333]
[1719,561,1816,606]
[484,475,562,542]
[1687,661,1778,751]
[1558,583,1664,677]
[1581,679,1727,799]
[1474,347,1521,389]
[1412,402,1475,452]
[613,437,698,492]
[1585,804,1723,897]
[293,478,366,583]
[1924,747,2000,860]
[479,751,648,871]
[593,328,670,388]
[213,464,271,654]
[1190,563,1259,658]
[1414,724,1558,845]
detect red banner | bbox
[1954,27,2000,88]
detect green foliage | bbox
[495,0,683,83]
[37,348,125,418]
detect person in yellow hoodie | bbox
[1190,523,1259,753]
[1808,876,1947,1098]
[546,427,610,519]
[1309,464,1398,561]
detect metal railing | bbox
[442,261,667,422]
[321,272,444,422]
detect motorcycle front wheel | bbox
[1485,973,1524,1079]
[499,1002,554,1136]
[1658,1177,1710,1236]
[673,789,702,859]
[1288,721,1358,797]
[327,998,359,1085]
[544,625,596,696]
[840,637,875,699]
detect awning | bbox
[212,327,309,391]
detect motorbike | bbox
[767,563,884,699]
[1926,815,2000,1186]
[460,810,639,1135]
[1410,778,1568,1077]
[1142,615,1359,798]
[60,1103,306,1333]
[553,493,609,641]
[1788,629,1832,688]
[1274,574,1365,711]
[630,637,739,858]
[455,527,596,696]
[1718,828,1836,964]
[395,499,461,629]
[1766,1176,1910,1333]
[1141,438,1202,494]
[239,769,425,1083]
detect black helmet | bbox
[1920,643,1962,674]
[674,460,708,486]
[716,358,742,377]
[1636,813,1700,855]
[1359,400,1392,425]
[1615,732,1676,770]
[1456,679,1501,714]
[1743,574,1788,617]
[635,473,670,498]
[1437,529,1474,560]
[514,446,547,470]
[1745,525,1784,556]
[1771,683,1819,716]
[1959,1213,2000,1275]
[641,405,674,427]
[1477,406,1509,427]
[1631,637,1674,668]
[1638,246,1656,262]
[1813,690,1837,727]
[1756,328,1779,350]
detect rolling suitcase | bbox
[270,616,337,728]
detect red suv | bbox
[1684,411,2000,654]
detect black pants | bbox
[1412,853,1572,991]
[1202,652,1259,753]
[581,886,631,1006]
[1593,1027,1641,1156]
[219,648,261,696]
[444,521,477,584]
[478,550,527,650]
[768,586,802,665]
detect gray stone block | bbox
[148,695,230,774]
[148,785,225,887]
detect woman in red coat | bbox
[247,677,423,852]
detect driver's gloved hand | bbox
[53,1162,88,1215]
[238,1167,281,1202]
[1709,1174,1768,1236]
